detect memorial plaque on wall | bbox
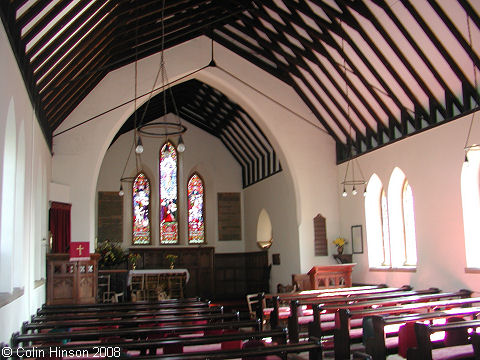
[218,192,241,241]
[98,191,123,243]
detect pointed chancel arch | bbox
[132,172,151,245]
[187,173,205,244]
[159,141,178,244]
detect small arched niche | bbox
[256,208,273,250]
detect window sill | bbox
[34,278,46,288]
[369,266,416,273]
[465,268,480,274]
[0,287,24,308]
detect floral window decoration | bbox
[160,142,178,244]
[133,173,151,245]
[188,173,205,244]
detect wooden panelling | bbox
[47,253,99,304]
[130,247,214,299]
[215,251,270,300]
[314,214,328,256]
[97,191,123,243]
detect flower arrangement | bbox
[95,240,127,268]
[333,237,347,254]
[333,237,347,247]
[128,253,141,269]
[165,254,178,269]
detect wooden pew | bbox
[30,305,225,323]
[271,287,445,329]
[22,311,241,334]
[36,298,210,315]
[285,288,467,343]
[334,296,480,360]
[409,320,480,360]
[40,296,203,310]
[364,307,480,360]
[265,284,392,302]
[10,328,288,359]
[11,319,260,347]
[113,340,324,359]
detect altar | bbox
[127,269,190,285]
[128,269,189,300]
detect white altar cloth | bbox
[127,269,190,285]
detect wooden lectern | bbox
[307,263,356,289]
[46,253,99,304]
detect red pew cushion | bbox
[221,329,242,350]
[398,322,417,358]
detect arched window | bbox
[132,173,151,245]
[402,180,417,265]
[387,167,417,267]
[160,141,178,244]
[0,98,16,292]
[461,147,480,268]
[187,173,205,244]
[365,174,385,267]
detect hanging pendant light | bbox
[339,26,367,197]
[463,13,479,164]
[136,0,187,150]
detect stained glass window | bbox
[160,142,178,244]
[188,173,205,244]
[132,173,151,245]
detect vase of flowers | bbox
[165,254,178,269]
[95,240,127,269]
[333,237,347,255]
[128,253,141,270]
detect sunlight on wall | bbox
[13,121,25,288]
[461,147,480,268]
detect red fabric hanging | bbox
[49,202,72,253]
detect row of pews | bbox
[1,297,322,359]
[250,284,480,359]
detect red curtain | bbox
[49,202,72,253]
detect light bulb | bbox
[363,188,367,197]
[352,186,357,196]
[135,137,144,154]
[177,135,185,153]
[119,186,124,197]
[342,187,347,197]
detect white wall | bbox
[339,114,480,295]
[53,36,341,275]
[0,23,51,343]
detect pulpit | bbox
[46,253,99,304]
[307,263,356,289]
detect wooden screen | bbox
[314,214,328,256]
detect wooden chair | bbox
[246,293,266,320]
[130,274,145,301]
[167,274,184,299]
[292,273,311,291]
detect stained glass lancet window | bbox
[160,142,178,244]
[188,173,205,244]
[132,173,151,245]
